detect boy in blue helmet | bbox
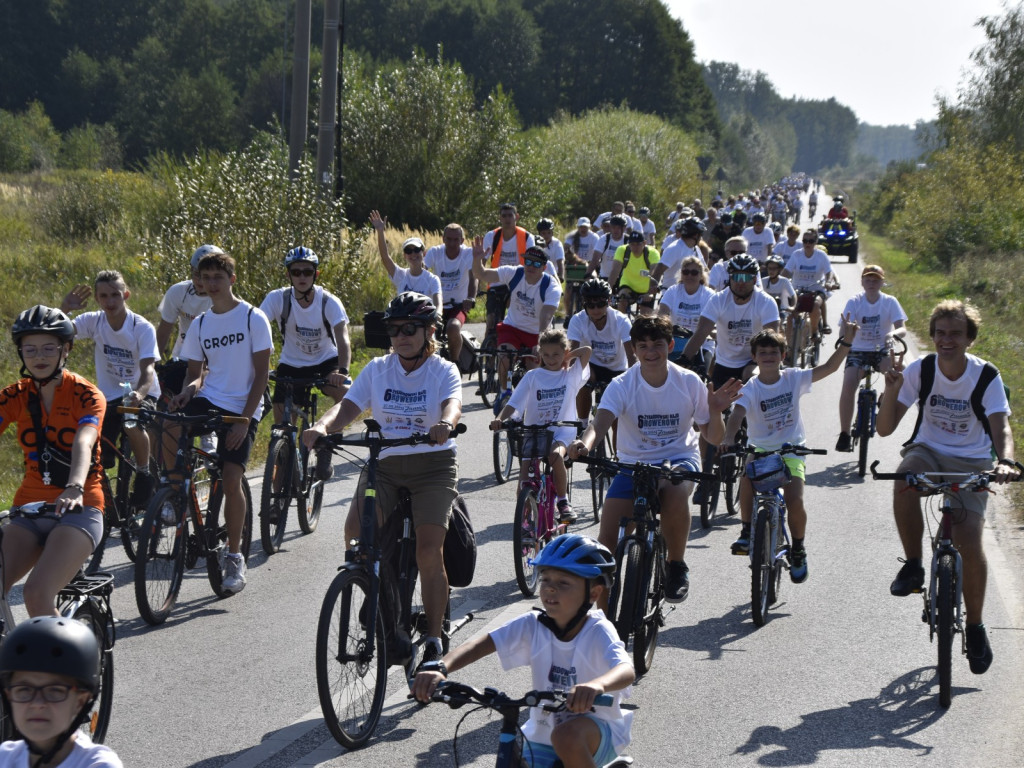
[413,534,635,768]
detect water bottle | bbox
[121,382,138,427]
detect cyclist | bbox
[369,210,443,309]
[0,617,122,767]
[168,250,273,595]
[59,270,159,509]
[706,238,763,292]
[636,206,656,245]
[772,224,803,262]
[303,292,461,668]
[562,217,600,324]
[567,278,634,421]
[876,300,1019,674]
[0,306,104,617]
[608,231,659,317]
[424,223,476,367]
[259,247,352,479]
[412,533,635,768]
[155,245,216,396]
[723,325,858,579]
[588,214,628,282]
[782,229,837,335]
[834,264,907,452]
[569,316,741,603]
[657,256,716,371]
[652,217,708,288]
[808,190,818,218]
[536,218,566,281]
[762,254,796,319]
[741,212,775,268]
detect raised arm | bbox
[471,236,500,284]
[370,210,397,278]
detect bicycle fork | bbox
[924,538,964,646]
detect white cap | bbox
[576,217,591,227]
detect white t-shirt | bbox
[699,289,780,368]
[784,249,833,291]
[157,280,211,357]
[660,284,716,353]
[490,609,633,753]
[425,245,475,305]
[507,362,589,445]
[567,309,632,371]
[594,212,641,234]
[763,276,797,310]
[739,368,814,452]
[483,229,536,267]
[564,231,600,263]
[657,240,706,286]
[707,262,763,292]
[72,310,162,401]
[496,266,562,333]
[390,265,442,303]
[593,234,625,279]
[0,735,122,767]
[542,236,565,265]
[772,240,802,261]
[344,353,461,457]
[598,364,709,464]
[258,285,349,367]
[181,301,273,418]
[741,227,776,264]
[639,219,656,239]
[897,354,1010,460]
[842,292,907,352]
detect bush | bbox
[38,170,165,245]
[0,102,61,172]
[59,123,124,170]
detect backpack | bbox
[507,266,552,302]
[196,305,273,421]
[457,331,480,375]
[444,494,477,587]
[274,287,336,345]
[620,245,653,274]
[905,353,1000,445]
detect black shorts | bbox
[711,362,749,390]
[486,285,511,319]
[156,359,189,401]
[101,395,157,468]
[272,359,338,406]
[183,397,259,468]
[584,364,623,393]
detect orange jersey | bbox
[0,372,105,508]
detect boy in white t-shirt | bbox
[412,534,635,768]
[723,323,857,581]
[61,270,161,506]
[155,245,215,395]
[492,330,591,523]
[370,209,443,309]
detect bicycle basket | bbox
[565,264,588,282]
[512,428,553,460]
[745,454,791,492]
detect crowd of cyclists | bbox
[0,171,1018,768]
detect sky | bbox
[666,0,1012,126]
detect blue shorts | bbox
[522,716,617,767]
[606,457,700,499]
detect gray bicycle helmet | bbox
[536,218,554,232]
[766,253,786,267]
[284,246,320,267]
[11,305,75,345]
[580,277,613,300]
[382,291,439,325]
[0,617,100,692]
[751,212,768,224]
[726,254,760,276]
[190,244,226,271]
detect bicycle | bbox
[848,336,908,477]
[789,290,823,368]
[475,287,512,408]
[698,417,746,528]
[585,379,615,524]
[571,454,710,674]
[495,421,582,597]
[128,408,255,625]
[260,372,333,554]
[0,504,115,744]
[562,263,589,322]
[422,681,632,768]
[313,419,473,749]
[870,460,1023,707]
[729,445,826,627]
[491,347,537,484]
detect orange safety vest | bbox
[488,226,530,268]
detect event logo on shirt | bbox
[295,324,321,340]
[516,291,537,311]
[760,392,794,413]
[202,331,245,349]
[102,344,133,361]
[501,248,519,266]
[536,385,567,403]
[676,301,701,313]
[547,663,577,690]
[929,395,969,412]
[727,319,753,331]
[861,313,880,327]
[384,389,428,404]
[637,413,680,429]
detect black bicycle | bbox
[848,336,907,477]
[491,347,537,484]
[585,379,615,523]
[314,419,473,749]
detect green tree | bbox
[960,3,1024,151]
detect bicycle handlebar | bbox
[721,444,827,459]
[423,681,614,711]
[268,371,334,388]
[118,406,249,426]
[570,454,714,486]
[493,419,584,432]
[317,418,467,452]
[869,459,1024,490]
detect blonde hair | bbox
[678,255,707,285]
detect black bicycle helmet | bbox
[677,217,706,238]
[608,214,627,227]
[579,278,612,300]
[751,212,767,224]
[0,617,100,692]
[284,246,320,267]
[190,244,225,271]
[727,254,760,275]
[719,212,733,225]
[733,210,748,226]
[626,231,645,243]
[536,218,554,232]
[11,305,75,346]
[382,291,439,325]
[532,534,615,588]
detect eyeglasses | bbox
[584,300,609,308]
[385,322,424,338]
[726,249,746,256]
[681,269,701,276]
[731,273,756,283]
[5,683,79,704]
[289,268,315,277]
[802,239,816,244]
[524,258,546,268]
[20,344,62,358]
[403,247,424,255]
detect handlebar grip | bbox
[117,406,141,414]
[222,415,251,425]
[453,422,468,436]
[594,694,614,707]
[806,449,828,455]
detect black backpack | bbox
[905,353,1000,445]
[443,495,476,588]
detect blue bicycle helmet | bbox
[532,534,614,586]
[284,246,319,267]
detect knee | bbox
[22,577,57,616]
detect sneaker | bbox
[200,432,217,454]
[821,323,832,335]
[414,637,444,675]
[789,547,808,583]
[731,531,750,555]
[664,561,690,603]
[222,553,246,594]
[692,481,708,505]
[314,447,333,481]
[890,559,925,596]
[131,471,156,509]
[556,499,577,524]
[835,432,853,452]
[965,623,993,674]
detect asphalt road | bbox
[9,192,1023,767]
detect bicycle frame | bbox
[928,503,964,645]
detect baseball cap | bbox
[577,217,591,227]
[627,231,645,243]
[862,265,885,278]
[402,237,425,250]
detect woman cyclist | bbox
[302,292,462,669]
[0,617,122,767]
[0,306,105,617]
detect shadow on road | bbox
[658,603,761,661]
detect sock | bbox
[556,496,567,504]
[425,636,443,655]
[793,537,804,551]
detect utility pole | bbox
[334,0,346,199]
[288,0,312,178]
[316,0,341,195]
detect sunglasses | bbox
[731,273,756,283]
[403,246,424,255]
[726,249,746,255]
[584,300,609,308]
[289,268,315,277]
[385,322,425,338]
[680,269,701,276]
[524,258,546,268]
[802,239,816,244]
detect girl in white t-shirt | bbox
[658,255,717,368]
[370,210,443,309]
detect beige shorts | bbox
[354,449,458,529]
[898,442,993,517]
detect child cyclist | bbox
[723,323,858,580]
[413,534,634,768]
[491,330,592,523]
[0,617,122,767]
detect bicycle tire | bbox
[793,315,806,368]
[937,553,955,707]
[723,453,739,516]
[316,569,388,749]
[633,536,663,675]
[71,601,114,743]
[477,345,498,407]
[116,448,153,564]
[767,535,784,607]
[205,476,254,598]
[856,389,874,478]
[513,488,541,597]
[700,444,721,528]
[134,487,187,626]
[493,429,514,484]
[750,506,773,627]
[260,436,292,554]
[590,434,612,523]
[616,540,644,648]
[297,443,323,534]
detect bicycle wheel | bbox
[297,444,324,534]
[206,476,254,597]
[792,316,806,368]
[750,506,773,627]
[260,436,292,554]
[589,434,612,523]
[134,487,187,626]
[316,569,388,749]
[723,453,740,516]
[856,390,874,478]
[71,601,114,743]
[115,449,153,564]
[513,488,541,597]
[477,345,498,407]
[493,429,514,484]
[937,553,956,707]
[615,540,644,648]
[699,444,722,528]
[632,536,663,675]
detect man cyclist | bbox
[607,231,659,317]
[155,245,216,397]
[424,223,476,367]
[652,217,708,288]
[636,206,656,245]
[741,212,775,268]
[562,217,600,324]
[588,214,628,282]
[782,229,837,336]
